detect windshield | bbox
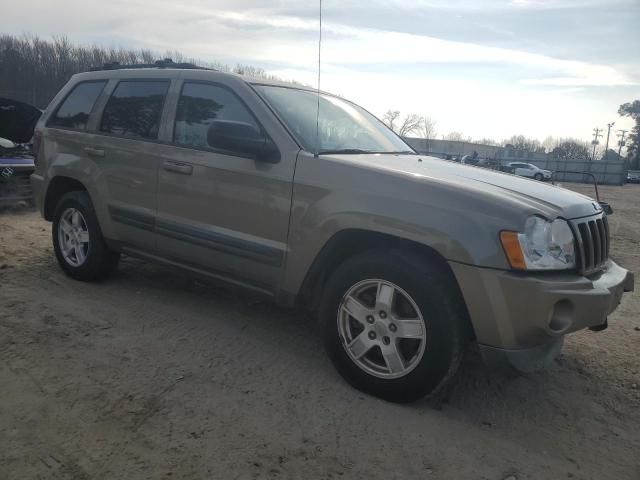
[254,85,413,155]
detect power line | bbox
[616,129,629,160]
[604,122,615,160]
[591,127,603,161]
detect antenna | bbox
[315,0,322,157]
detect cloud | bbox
[195,9,637,87]
[2,0,636,140]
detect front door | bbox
[155,80,296,296]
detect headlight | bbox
[500,216,576,270]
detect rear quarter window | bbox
[48,81,107,130]
[100,80,170,140]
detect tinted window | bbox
[100,81,169,139]
[49,81,106,130]
[174,83,259,149]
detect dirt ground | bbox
[1,183,639,480]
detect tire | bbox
[534,173,543,181]
[320,249,469,403]
[52,191,119,281]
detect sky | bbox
[4,0,640,145]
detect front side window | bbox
[254,85,413,155]
[174,82,259,149]
[49,81,107,130]
[100,81,169,139]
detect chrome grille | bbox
[571,213,609,274]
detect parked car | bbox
[626,171,640,184]
[0,97,41,206]
[30,63,634,402]
[0,138,35,206]
[505,162,552,181]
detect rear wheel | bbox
[52,191,119,281]
[320,249,468,403]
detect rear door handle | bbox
[84,147,105,157]
[163,161,193,175]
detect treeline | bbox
[385,110,598,158]
[0,34,284,109]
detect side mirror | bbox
[206,120,280,163]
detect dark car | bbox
[0,98,41,205]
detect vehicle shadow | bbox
[112,254,630,425]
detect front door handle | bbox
[163,160,193,175]
[84,147,105,157]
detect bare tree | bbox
[476,137,499,146]
[420,116,437,139]
[398,113,423,137]
[419,116,437,151]
[550,139,591,160]
[382,110,401,132]
[544,136,600,159]
[503,134,541,152]
[443,131,466,142]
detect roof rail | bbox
[89,58,213,72]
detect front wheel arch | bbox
[297,229,476,341]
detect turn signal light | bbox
[500,231,526,270]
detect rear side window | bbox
[49,81,107,130]
[174,82,259,149]
[100,81,169,139]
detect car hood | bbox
[333,153,601,220]
[0,98,42,144]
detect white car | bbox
[506,162,552,181]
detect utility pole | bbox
[616,129,628,160]
[604,122,615,160]
[591,127,603,161]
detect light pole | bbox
[604,122,615,160]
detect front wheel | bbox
[534,173,543,181]
[320,250,469,403]
[52,191,119,281]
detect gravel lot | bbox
[1,183,639,480]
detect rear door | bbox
[90,79,171,250]
[154,78,298,296]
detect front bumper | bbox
[450,259,634,369]
[0,162,35,206]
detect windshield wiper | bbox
[316,148,373,155]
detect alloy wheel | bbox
[58,207,90,267]
[337,279,427,379]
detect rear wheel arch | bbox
[298,229,475,339]
[44,176,88,221]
